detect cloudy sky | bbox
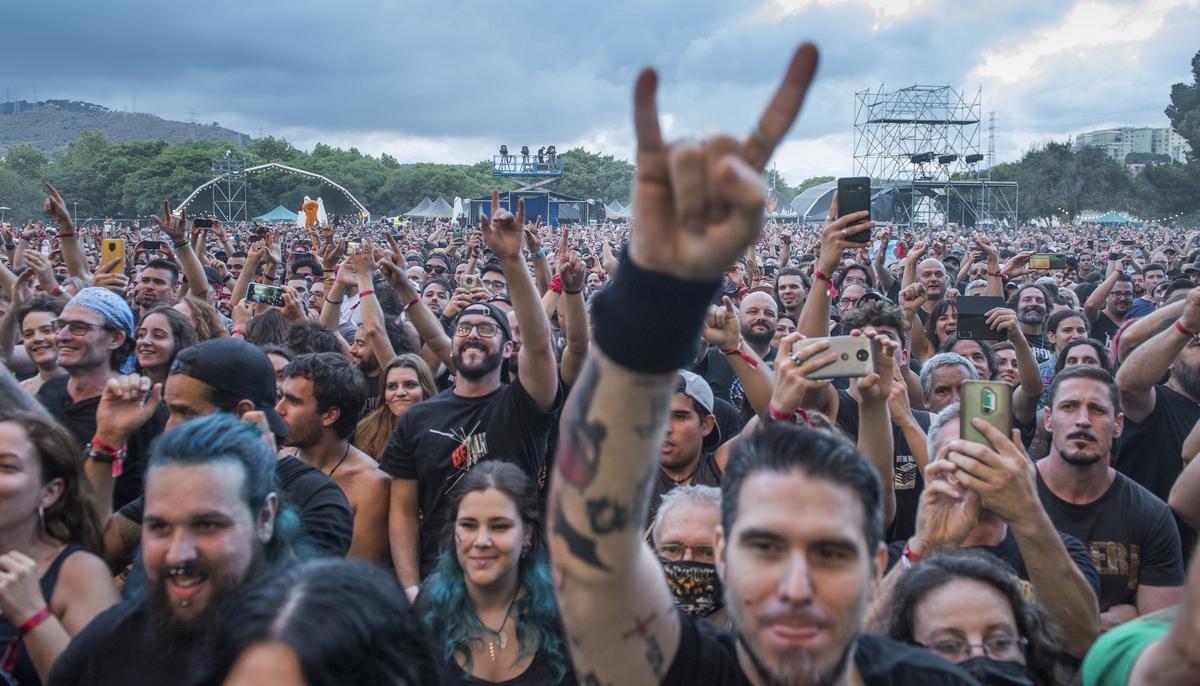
[4,0,1198,183]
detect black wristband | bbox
[563,287,583,295]
[591,250,720,373]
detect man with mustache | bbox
[1036,366,1185,630]
[49,413,298,685]
[1008,284,1054,363]
[382,191,561,601]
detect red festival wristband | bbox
[1175,319,1198,339]
[1,607,50,673]
[720,342,760,369]
[812,269,838,299]
[358,290,375,298]
[549,274,564,294]
[405,294,421,310]
[768,403,793,421]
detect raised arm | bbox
[1116,299,1185,363]
[378,258,454,371]
[480,190,558,410]
[1169,429,1200,527]
[555,229,590,387]
[872,227,896,293]
[348,248,396,367]
[43,182,92,279]
[1116,288,1200,423]
[550,45,818,685]
[1083,262,1121,323]
[149,201,208,302]
[975,235,1004,297]
[523,220,551,296]
[986,307,1043,425]
[701,296,775,416]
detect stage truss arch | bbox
[175,162,370,219]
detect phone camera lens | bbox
[856,350,869,361]
[840,353,849,361]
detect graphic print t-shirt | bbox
[381,378,560,575]
[1036,470,1184,609]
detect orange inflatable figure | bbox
[302,198,319,227]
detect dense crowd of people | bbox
[1,43,1200,686]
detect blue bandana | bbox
[65,287,135,340]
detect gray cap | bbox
[676,369,722,450]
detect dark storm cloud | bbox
[1,0,1191,161]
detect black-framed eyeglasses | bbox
[426,264,448,274]
[917,635,1027,662]
[455,322,499,337]
[656,543,715,564]
[52,319,115,337]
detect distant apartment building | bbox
[1072,126,1191,164]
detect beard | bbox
[281,421,321,449]
[724,580,860,686]
[147,552,263,653]
[743,321,776,348]
[1056,430,1108,466]
[1172,358,1200,400]
[358,354,380,375]
[452,343,504,380]
[1018,307,1046,325]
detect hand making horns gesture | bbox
[629,44,819,281]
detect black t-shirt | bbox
[648,451,723,531]
[1024,331,1054,364]
[885,528,1101,598]
[1115,384,1200,502]
[693,346,738,407]
[380,378,561,575]
[36,375,168,511]
[1091,311,1121,347]
[835,389,932,542]
[48,595,211,686]
[661,609,980,685]
[361,368,383,418]
[117,456,353,558]
[1036,470,1185,609]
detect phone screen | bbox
[247,283,285,307]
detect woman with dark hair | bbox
[355,354,437,461]
[134,306,197,386]
[243,309,291,347]
[416,461,575,685]
[215,559,438,686]
[925,299,958,354]
[173,294,227,342]
[1053,338,1112,376]
[887,548,1063,686]
[0,411,119,685]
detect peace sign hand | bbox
[629,44,819,280]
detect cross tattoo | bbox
[622,611,658,640]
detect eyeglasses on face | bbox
[656,543,715,564]
[426,264,448,274]
[52,319,114,336]
[455,322,499,337]
[918,635,1027,662]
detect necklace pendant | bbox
[498,632,508,650]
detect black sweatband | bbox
[591,250,720,373]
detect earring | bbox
[37,506,45,531]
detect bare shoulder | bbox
[52,549,118,612]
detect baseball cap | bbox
[676,369,722,450]
[1185,263,1200,275]
[456,302,513,341]
[169,338,288,438]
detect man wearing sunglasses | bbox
[382,195,562,601]
[36,287,168,510]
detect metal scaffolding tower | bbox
[210,151,247,222]
[852,85,1017,227]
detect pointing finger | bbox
[633,68,664,155]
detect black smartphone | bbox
[193,218,214,229]
[956,296,1006,341]
[140,240,162,251]
[247,283,286,307]
[836,177,871,244]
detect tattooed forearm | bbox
[553,494,610,571]
[586,496,630,534]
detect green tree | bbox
[2,144,50,179]
[1166,49,1200,161]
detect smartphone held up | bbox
[836,177,872,244]
[792,335,879,380]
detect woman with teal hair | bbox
[415,461,575,685]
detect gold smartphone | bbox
[960,380,1013,450]
[791,336,879,380]
[100,239,126,273]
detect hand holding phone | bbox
[247,283,286,307]
[960,381,1013,450]
[836,177,872,244]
